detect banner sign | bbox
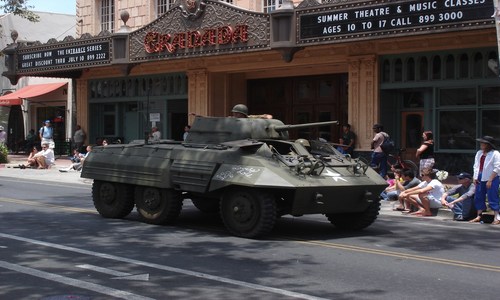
[18,40,111,73]
[298,0,494,44]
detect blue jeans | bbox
[445,196,476,220]
[371,152,387,178]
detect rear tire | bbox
[92,180,134,218]
[326,201,381,230]
[220,188,276,238]
[135,187,183,225]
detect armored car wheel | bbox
[326,201,381,230]
[92,180,135,218]
[135,187,183,225]
[220,188,276,238]
[191,197,220,213]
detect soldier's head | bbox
[295,138,311,151]
[231,104,248,118]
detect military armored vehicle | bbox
[81,117,387,238]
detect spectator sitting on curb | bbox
[380,171,397,200]
[398,168,444,216]
[32,143,55,169]
[389,169,421,206]
[60,145,92,172]
[440,172,476,221]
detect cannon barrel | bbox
[272,120,339,132]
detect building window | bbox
[101,0,114,33]
[263,0,283,13]
[157,0,175,16]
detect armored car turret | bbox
[81,116,387,238]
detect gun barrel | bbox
[273,121,339,132]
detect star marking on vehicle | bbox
[323,169,348,182]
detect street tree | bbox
[0,0,38,22]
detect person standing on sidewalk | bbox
[370,124,388,178]
[73,125,86,152]
[470,136,500,225]
[416,131,435,176]
[39,120,55,149]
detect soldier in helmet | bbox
[231,104,249,118]
[231,104,273,119]
[190,104,272,119]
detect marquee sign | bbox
[144,25,249,54]
[17,39,111,74]
[298,0,494,44]
[129,0,270,62]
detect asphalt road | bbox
[1,176,499,300]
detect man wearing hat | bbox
[0,125,6,145]
[470,136,500,225]
[39,120,55,150]
[440,172,476,221]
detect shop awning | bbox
[0,82,67,106]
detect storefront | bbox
[0,82,70,153]
[2,0,499,172]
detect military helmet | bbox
[295,138,310,148]
[231,104,248,116]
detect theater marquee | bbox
[298,0,494,44]
[129,1,270,62]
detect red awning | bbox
[0,82,67,106]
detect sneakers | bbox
[453,215,465,221]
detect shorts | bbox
[416,195,442,208]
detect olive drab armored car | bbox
[81,117,387,238]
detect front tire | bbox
[92,180,135,218]
[135,187,183,225]
[220,188,276,238]
[326,201,381,230]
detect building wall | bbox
[76,0,303,36]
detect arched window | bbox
[419,56,429,80]
[473,52,483,78]
[406,57,415,81]
[459,53,469,78]
[487,51,498,78]
[432,56,441,80]
[394,59,403,82]
[445,55,455,79]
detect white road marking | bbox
[77,264,150,281]
[0,233,328,300]
[0,260,154,300]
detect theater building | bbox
[2,0,499,172]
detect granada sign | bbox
[144,25,249,54]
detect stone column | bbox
[187,69,210,122]
[348,55,378,151]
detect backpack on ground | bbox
[380,133,395,154]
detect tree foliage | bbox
[0,0,39,22]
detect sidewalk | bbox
[0,154,92,185]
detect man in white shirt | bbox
[33,143,55,169]
[399,168,444,216]
[149,127,161,143]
